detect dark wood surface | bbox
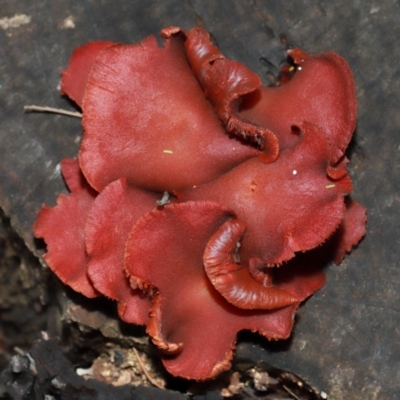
[1,1,399,398]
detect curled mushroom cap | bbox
[239,49,357,163]
[185,27,279,162]
[184,27,356,163]
[125,201,305,380]
[34,159,98,298]
[179,122,348,266]
[203,219,300,310]
[79,28,258,193]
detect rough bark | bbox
[0,1,399,398]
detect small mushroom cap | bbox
[34,190,97,298]
[60,158,94,193]
[61,40,116,107]
[330,198,367,265]
[85,178,161,325]
[239,50,357,163]
[34,158,98,297]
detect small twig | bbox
[24,105,82,118]
[282,384,302,400]
[240,387,259,399]
[133,348,165,390]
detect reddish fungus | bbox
[203,219,301,310]
[34,26,367,380]
[184,28,280,161]
[79,30,257,193]
[85,178,158,325]
[178,122,351,266]
[61,41,116,107]
[125,202,299,379]
[34,158,98,298]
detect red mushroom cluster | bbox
[34,27,366,380]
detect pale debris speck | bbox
[292,169,297,175]
[62,16,75,29]
[156,191,170,206]
[76,367,94,377]
[50,163,61,180]
[51,377,66,390]
[298,339,307,350]
[163,149,173,154]
[41,331,50,340]
[0,14,31,30]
